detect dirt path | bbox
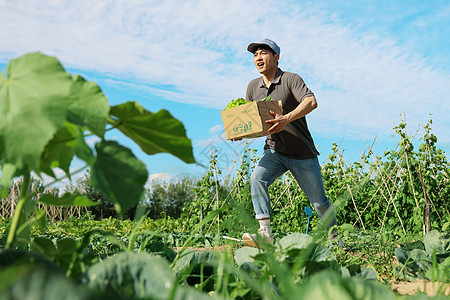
[392,280,449,296]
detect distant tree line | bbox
[67,171,196,220]
[1,171,197,221]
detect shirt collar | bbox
[258,68,284,88]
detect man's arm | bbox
[265,95,317,133]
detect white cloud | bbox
[30,162,89,191]
[1,0,449,143]
[85,136,101,147]
[209,124,223,134]
[148,172,171,183]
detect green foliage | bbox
[38,193,99,207]
[0,53,76,173]
[109,101,195,164]
[145,177,196,219]
[224,97,250,110]
[395,230,450,282]
[334,229,410,281]
[1,52,449,299]
[30,236,79,274]
[178,151,226,232]
[223,96,273,110]
[174,117,448,238]
[259,96,273,101]
[85,252,178,299]
[68,171,118,220]
[2,215,450,298]
[318,117,449,235]
[91,140,148,214]
[270,172,313,233]
[178,148,260,235]
[0,248,111,299]
[0,52,195,249]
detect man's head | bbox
[247,38,280,55]
[247,38,280,76]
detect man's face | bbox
[253,48,279,75]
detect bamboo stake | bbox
[417,165,431,235]
[353,183,384,227]
[362,136,406,233]
[420,139,445,219]
[335,147,366,231]
[285,173,297,210]
[272,177,294,207]
[404,151,420,208]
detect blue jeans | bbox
[250,149,337,229]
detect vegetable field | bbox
[1,53,449,299]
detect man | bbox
[240,38,339,247]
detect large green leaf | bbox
[0,249,63,275]
[394,246,432,279]
[296,270,396,300]
[0,163,16,195]
[408,249,432,273]
[426,256,450,282]
[39,122,93,177]
[277,232,313,250]
[342,264,378,280]
[395,247,421,272]
[424,230,450,257]
[30,237,79,273]
[86,252,176,299]
[109,101,195,164]
[91,140,148,213]
[235,247,260,266]
[171,249,217,272]
[0,263,114,299]
[86,252,219,300]
[308,244,336,262]
[68,75,109,137]
[0,71,5,160]
[38,192,99,207]
[0,52,72,172]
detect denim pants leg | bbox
[250,149,337,229]
[250,149,287,219]
[289,156,338,229]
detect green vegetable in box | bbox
[224,96,273,110]
[224,98,249,110]
[260,96,272,101]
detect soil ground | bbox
[391,280,449,296]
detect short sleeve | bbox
[245,83,253,101]
[289,74,314,103]
[245,77,261,102]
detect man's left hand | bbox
[266,111,289,133]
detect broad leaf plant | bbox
[0,52,195,249]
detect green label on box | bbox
[233,121,253,133]
[240,108,253,114]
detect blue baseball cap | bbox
[247,38,280,55]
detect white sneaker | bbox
[242,227,273,248]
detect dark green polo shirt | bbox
[245,68,319,159]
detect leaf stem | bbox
[43,163,89,189]
[5,172,31,249]
[106,116,122,132]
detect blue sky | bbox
[1,0,449,183]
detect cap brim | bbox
[247,43,266,53]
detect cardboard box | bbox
[221,100,283,140]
